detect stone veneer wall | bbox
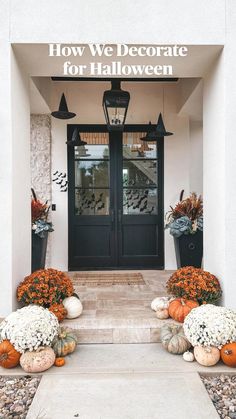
[30,114,52,266]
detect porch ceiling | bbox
[13,44,222,78]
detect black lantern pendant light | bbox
[103,80,130,131]
[51,93,76,119]
[66,127,87,146]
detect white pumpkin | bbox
[151,297,170,311]
[156,308,169,319]
[183,351,195,362]
[194,346,220,367]
[63,295,83,319]
[20,347,55,373]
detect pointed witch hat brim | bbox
[155,113,173,137]
[51,93,76,120]
[66,127,87,146]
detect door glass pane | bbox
[123,188,157,215]
[74,132,110,216]
[123,132,156,159]
[123,160,157,187]
[75,189,109,215]
[75,160,109,188]
[74,133,109,159]
[75,145,109,159]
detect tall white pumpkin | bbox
[62,295,83,319]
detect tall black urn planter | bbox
[174,230,203,268]
[31,232,48,273]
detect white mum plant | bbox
[183,304,236,348]
[0,305,59,353]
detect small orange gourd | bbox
[0,340,21,369]
[220,343,236,367]
[168,298,199,323]
[54,357,65,367]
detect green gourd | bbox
[52,327,78,357]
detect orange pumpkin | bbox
[168,298,199,323]
[54,357,65,367]
[220,343,236,367]
[0,340,21,369]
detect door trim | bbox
[67,124,164,270]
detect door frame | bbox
[67,124,164,270]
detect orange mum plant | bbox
[49,303,68,322]
[166,266,222,305]
[17,268,74,307]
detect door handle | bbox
[111,209,115,228]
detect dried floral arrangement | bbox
[31,188,54,238]
[166,266,222,305]
[17,268,74,311]
[165,191,203,237]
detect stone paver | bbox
[63,270,175,343]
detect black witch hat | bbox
[66,127,87,146]
[140,122,161,142]
[51,93,76,119]
[141,114,173,141]
[155,113,173,137]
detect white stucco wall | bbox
[9,0,225,45]
[203,51,226,301]
[189,121,203,194]
[0,2,14,316]
[11,50,31,311]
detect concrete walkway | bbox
[0,343,229,418]
[27,372,218,419]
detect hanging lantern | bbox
[103,80,130,131]
[51,93,76,120]
[66,127,87,146]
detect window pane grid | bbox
[122,133,158,215]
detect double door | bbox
[68,125,164,269]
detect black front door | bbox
[68,125,164,270]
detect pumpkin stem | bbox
[224,350,233,355]
[59,332,67,339]
[180,299,185,305]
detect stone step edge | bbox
[69,327,162,344]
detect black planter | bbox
[31,232,48,273]
[174,230,203,268]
